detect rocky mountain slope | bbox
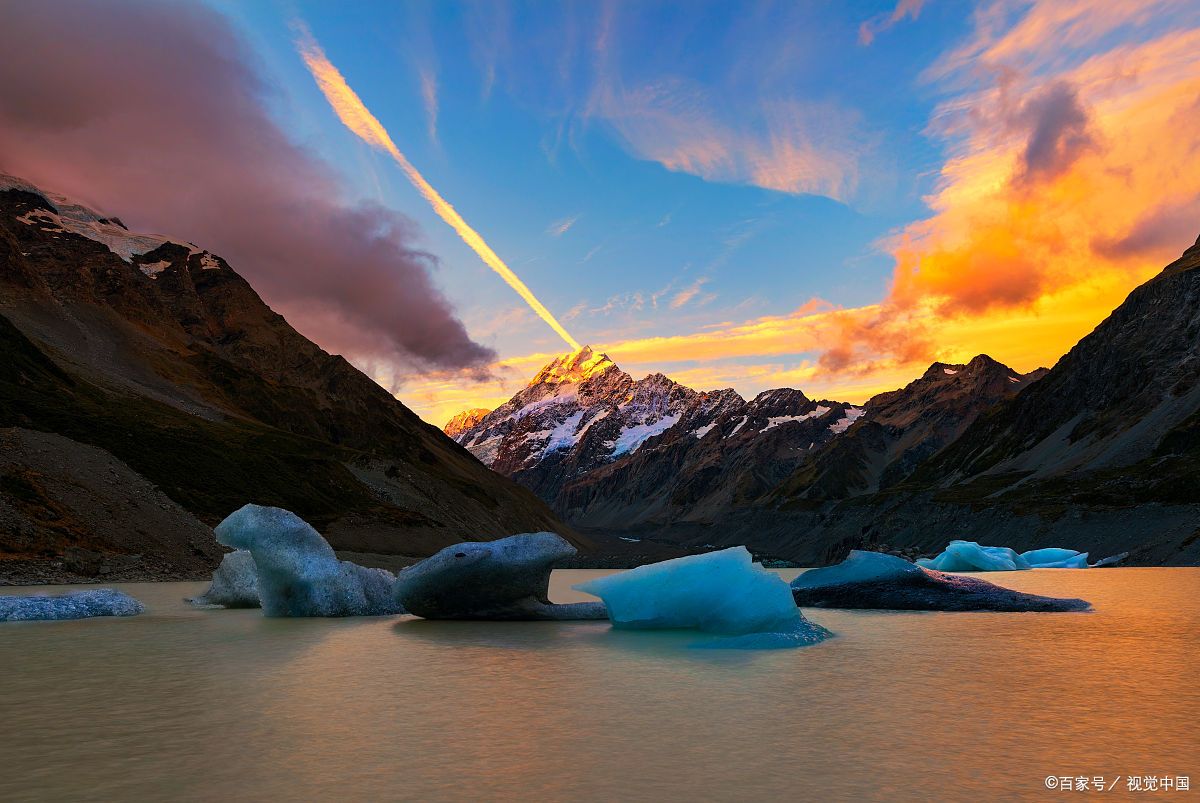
[450,342,1037,531]
[448,346,867,509]
[0,174,578,581]
[770,355,1047,502]
[700,239,1200,566]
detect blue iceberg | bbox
[916,540,1090,571]
[574,547,832,649]
[215,504,403,617]
[792,550,1091,612]
[1019,547,1090,569]
[0,588,144,621]
[186,549,260,608]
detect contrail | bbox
[295,29,582,352]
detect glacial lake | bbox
[1,568,1196,800]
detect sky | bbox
[3,1,1200,426]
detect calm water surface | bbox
[1,568,1196,801]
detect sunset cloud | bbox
[0,0,493,374]
[810,3,1200,379]
[859,0,926,46]
[588,79,866,201]
[414,1,1200,424]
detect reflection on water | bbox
[0,568,1196,800]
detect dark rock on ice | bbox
[394,532,606,620]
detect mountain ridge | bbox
[0,173,581,581]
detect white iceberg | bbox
[215,504,403,617]
[186,550,260,608]
[574,547,831,649]
[917,540,1090,571]
[0,588,144,621]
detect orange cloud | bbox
[400,3,1200,425]
[824,9,1200,377]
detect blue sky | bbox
[200,0,1200,422]
[210,2,946,339]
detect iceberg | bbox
[215,504,403,617]
[394,532,606,620]
[186,550,260,608]
[1019,547,1090,569]
[574,547,832,649]
[916,540,1091,571]
[792,550,1091,612]
[0,588,144,621]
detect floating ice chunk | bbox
[792,551,1091,612]
[186,550,260,608]
[574,547,832,649]
[215,504,402,617]
[1020,548,1090,568]
[917,540,1092,571]
[917,540,1032,571]
[1091,551,1127,568]
[395,532,606,620]
[0,589,144,622]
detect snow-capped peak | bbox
[2,173,199,263]
[527,345,616,386]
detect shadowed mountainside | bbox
[0,174,582,581]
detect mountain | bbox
[734,237,1200,566]
[555,385,863,530]
[0,173,577,581]
[770,355,1047,501]
[448,346,704,501]
[916,238,1200,486]
[555,354,1042,533]
[446,249,1200,567]
[447,341,1042,538]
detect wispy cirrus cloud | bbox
[419,67,439,145]
[546,214,580,236]
[587,78,867,202]
[859,0,926,46]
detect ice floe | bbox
[575,547,832,649]
[791,550,1091,612]
[215,504,402,617]
[395,532,606,620]
[186,550,260,608]
[916,540,1090,571]
[0,589,144,622]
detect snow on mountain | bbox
[446,347,697,488]
[2,173,199,262]
[447,349,863,507]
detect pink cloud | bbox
[0,0,493,375]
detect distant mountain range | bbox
[0,174,580,581]
[450,240,1200,566]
